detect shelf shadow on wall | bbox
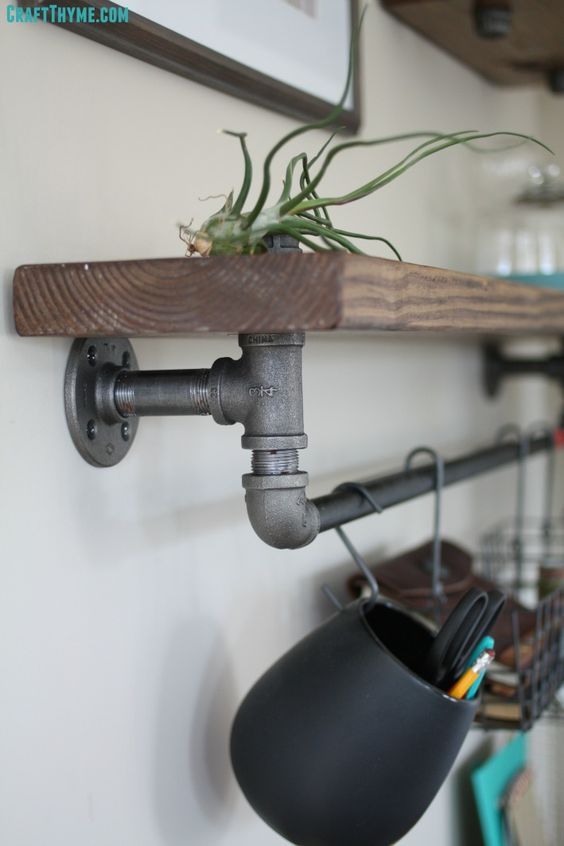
[152,619,239,843]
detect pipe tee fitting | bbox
[208,332,318,549]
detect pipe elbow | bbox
[243,473,320,550]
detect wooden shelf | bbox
[12,253,564,337]
[381,0,564,89]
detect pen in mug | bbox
[447,649,495,700]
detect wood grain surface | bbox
[381,0,564,88]
[13,253,564,337]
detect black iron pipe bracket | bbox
[63,331,319,549]
[63,335,558,550]
[483,342,564,398]
[63,233,319,550]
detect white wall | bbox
[0,3,562,845]
[539,89,564,163]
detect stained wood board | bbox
[13,253,564,337]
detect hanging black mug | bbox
[230,598,477,846]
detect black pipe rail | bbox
[313,433,554,533]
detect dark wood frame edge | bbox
[19,0,361,132]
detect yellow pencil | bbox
[447,650,494,700]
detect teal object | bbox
[471,734,527,846]
[503,272,564,290]
[467,635,495,699]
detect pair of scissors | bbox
[422,587,505,689]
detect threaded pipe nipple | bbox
[251,449,299,475]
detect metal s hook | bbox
[496,422,530,452]
[332,482,383,609]
[333,482,383,516]
[404,446,445,622]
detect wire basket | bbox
[481,516,564,593]
[477,426,564,731]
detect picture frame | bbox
[20,0,361,132]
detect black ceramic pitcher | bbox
[230,599,477,846]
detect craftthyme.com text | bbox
[6,5,129,24]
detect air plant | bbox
[179,14,549,260]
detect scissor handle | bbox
[423,588,505,687]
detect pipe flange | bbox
[64,337,139,467]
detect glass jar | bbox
[476,164,564,287]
